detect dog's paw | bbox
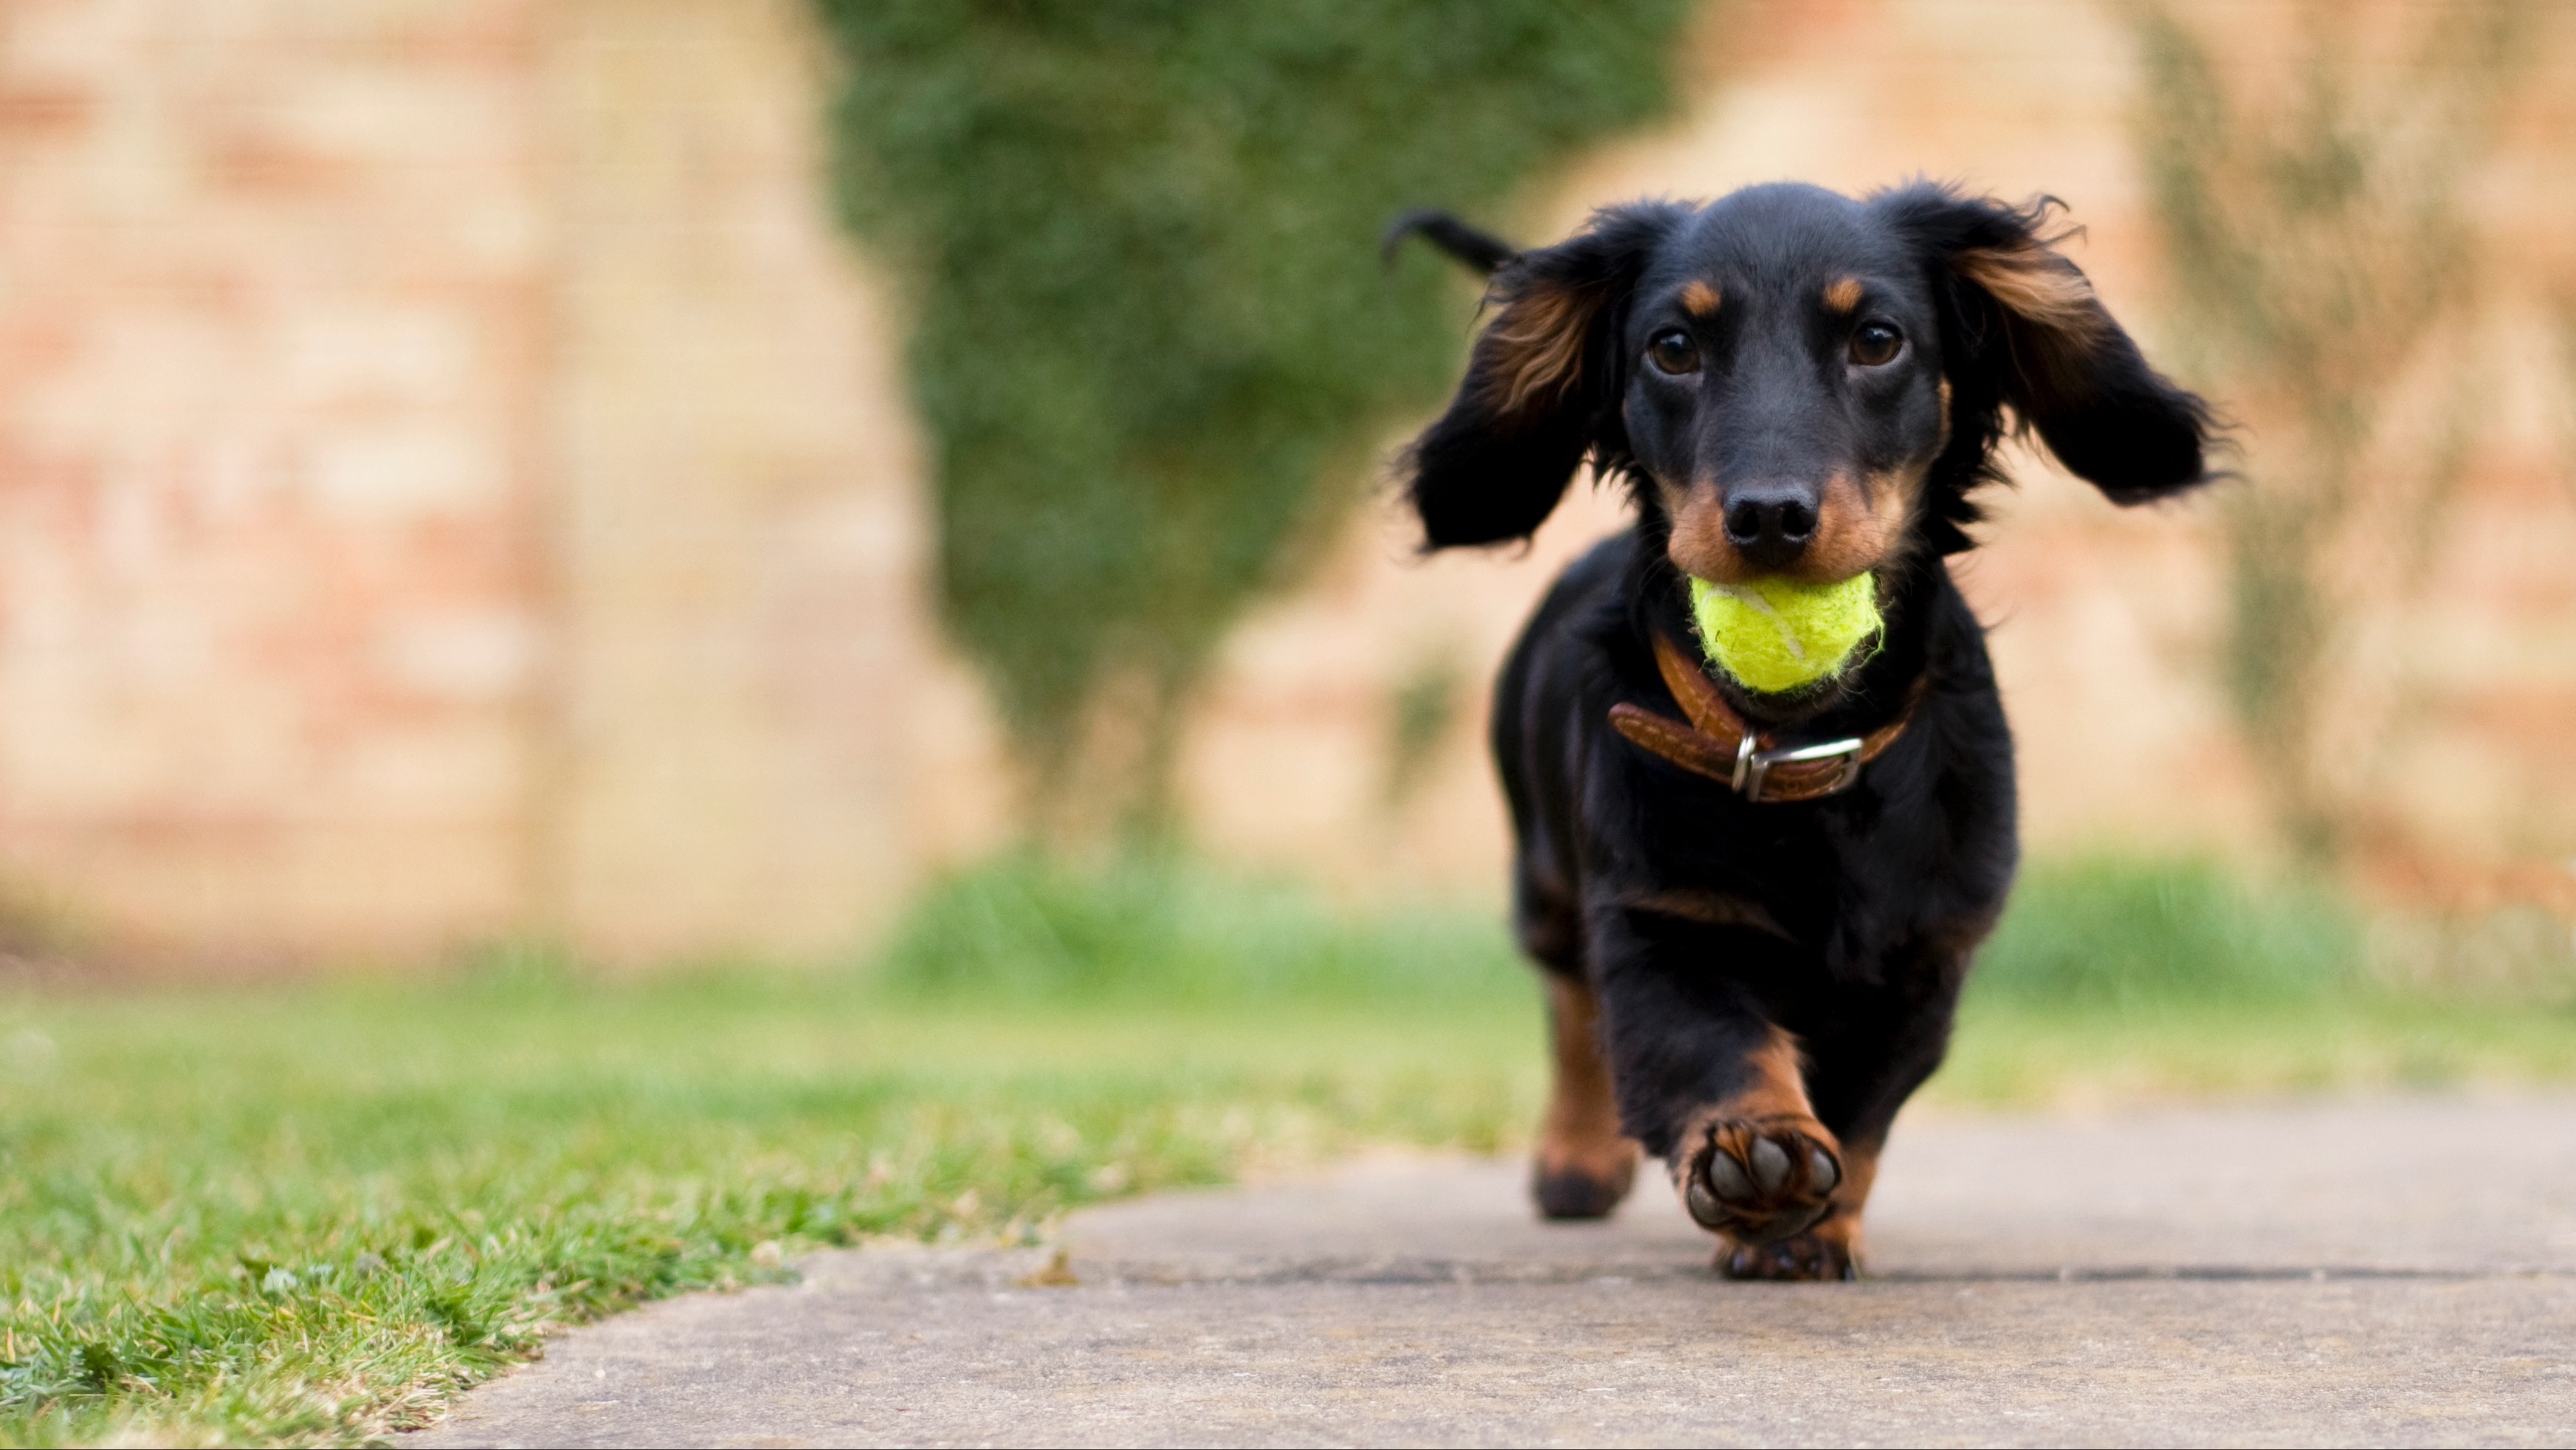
[1532,1154,1636,1220]
[1718,1226,1859,1281]
[1678,1114,1841,1245]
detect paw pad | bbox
[1681,1118,1841,1245]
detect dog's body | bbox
[1391,182,2212,1279]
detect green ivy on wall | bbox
[815,0,1698,833]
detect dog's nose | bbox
[1722,483,1818,571]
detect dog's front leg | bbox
[1590,902,1863,1281]
[1667,1028,1859,1279]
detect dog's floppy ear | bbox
[1402,202,1689,548]
[1878,183,2214,503]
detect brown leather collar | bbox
[1608,633,1923,803]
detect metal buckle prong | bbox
[1738,735,1867,803]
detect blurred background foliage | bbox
[875,848,1523,1003]
[813,0,1695,838]
[2134,0,2528,862]
[881,849,2571,1016]
[1968,855,2359,1008]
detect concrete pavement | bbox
[411,1096,2576,1447]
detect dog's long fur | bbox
[1391,182,2214,1279]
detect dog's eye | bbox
[1848,321,1903,367]
[1647,329,1700,375]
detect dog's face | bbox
[1620,188,1954,586]
[1403,181,2213,594]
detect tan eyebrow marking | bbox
[1680,280,1722,316]
[1822,276,1864,313]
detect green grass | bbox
[2,852,2570,1446]
[1969,855,2363,1007]
[872,849,1528,1003]
[0,871,1543,1448]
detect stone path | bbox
[413,1096,2576,1447]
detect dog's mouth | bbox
[1683,572,1885,696]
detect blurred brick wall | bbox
[537,1,999,963]
[0,0,997,964]
[0,0,2564,966]
[0,0,552,958]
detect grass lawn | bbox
[3,854,2571,1446]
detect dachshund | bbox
[1386,182,2214,1279]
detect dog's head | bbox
[1402,180,2213,591]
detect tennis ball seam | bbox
[1687,572,1884,695]
[1712,583,1811,667]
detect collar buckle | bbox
[1733,733,1870,803]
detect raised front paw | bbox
[1678,1113,1842,1247]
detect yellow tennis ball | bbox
[1688,573,1884,695]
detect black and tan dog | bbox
[1388,182,2213,1279]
